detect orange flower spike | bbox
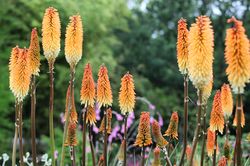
[164,112,179,140]
[186,145,192,160]
[12,48,31,101]
[209,90,224,134]
[80,63,95,107]
[86,105,96,125]
[218,156,227,166]
[65,15,83,67]
[28,28,40,75]
[42,7,61,62]
[64,85,78,123]
[152,120,168,147]
[177,18,189,75]
[99,108,112,134]
[97,65,113,108]
[225,17,250,93]
[119,72,136,115]
[134,112,152,147]
[221,83,233,117]
[206,128,219,157]
[98,155,104,166]
[188,16,214,89]
[9,46,20,92]
[233,108,245,127]
[152,147,161,166]
[201,78,213,103]
[64,122,77,146]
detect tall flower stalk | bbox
[97,65,113,166]
[209,91,224,166]
[9,47,31,166]
[187,16,214,166]
[42,7,61,166]
[134,112,152,166]
[176,18,189,166]
[221,83,233,142]
[80,63,95,166]
[118,72,136,166]
[224,16,250,165]
[61,14,83,166]
[28,28,40,166]
[200,79,213,166]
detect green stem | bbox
[163,147,173,166]
[89,125,96,166]
[212,131,218,166]
[60,67,75,166]
[18,101,24,166]
[141,146,145,166]
[49,62,56,166]
[236,94,242,166]
[31,75,37,166]
[104,108,108,166]
[82,108,87,166]
[70,146,76,166]
[123,114,128,166]
[200,104,207,166]
[179,75,188,166]
[12,100,18,166]
[189,90,202,166]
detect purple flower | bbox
[148,103,156,111]
[157,112,163,127]
[108,125,120,143]
[113,111,123,121]
[54,150,58,159]
[121,112,135,133]
[93,125,99,134]
[150,117,155,124]
[95,104,101,120]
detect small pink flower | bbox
[93,125,99,134]
[148,104,156,110]
[157,112,163,127]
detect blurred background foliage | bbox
[0,0,250,164]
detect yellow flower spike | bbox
[12,48,31,101]
[28,28,40,76]
[99,108,112,134]
[177,18,189,75]
[42,7,61,62]
[209,90,224,134]
[221,83,233,117]
[97,65,113,108]
[164,112,179,140]
[201,78,213,103]
[218,156,227,166]
[119,72,136,115]
[9,46,20,93]
[206,128,219,157]
[151,147,161,166]
[225,16,250,94]
[188,16,214,89]
[64,85,78,123]
[86,105,96,125]
[152,120,168,148]
[134,112,152,147]
[64,122,77,146]
[65,15,83,67]
[233,108,245,127]
[80,63,95,107]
